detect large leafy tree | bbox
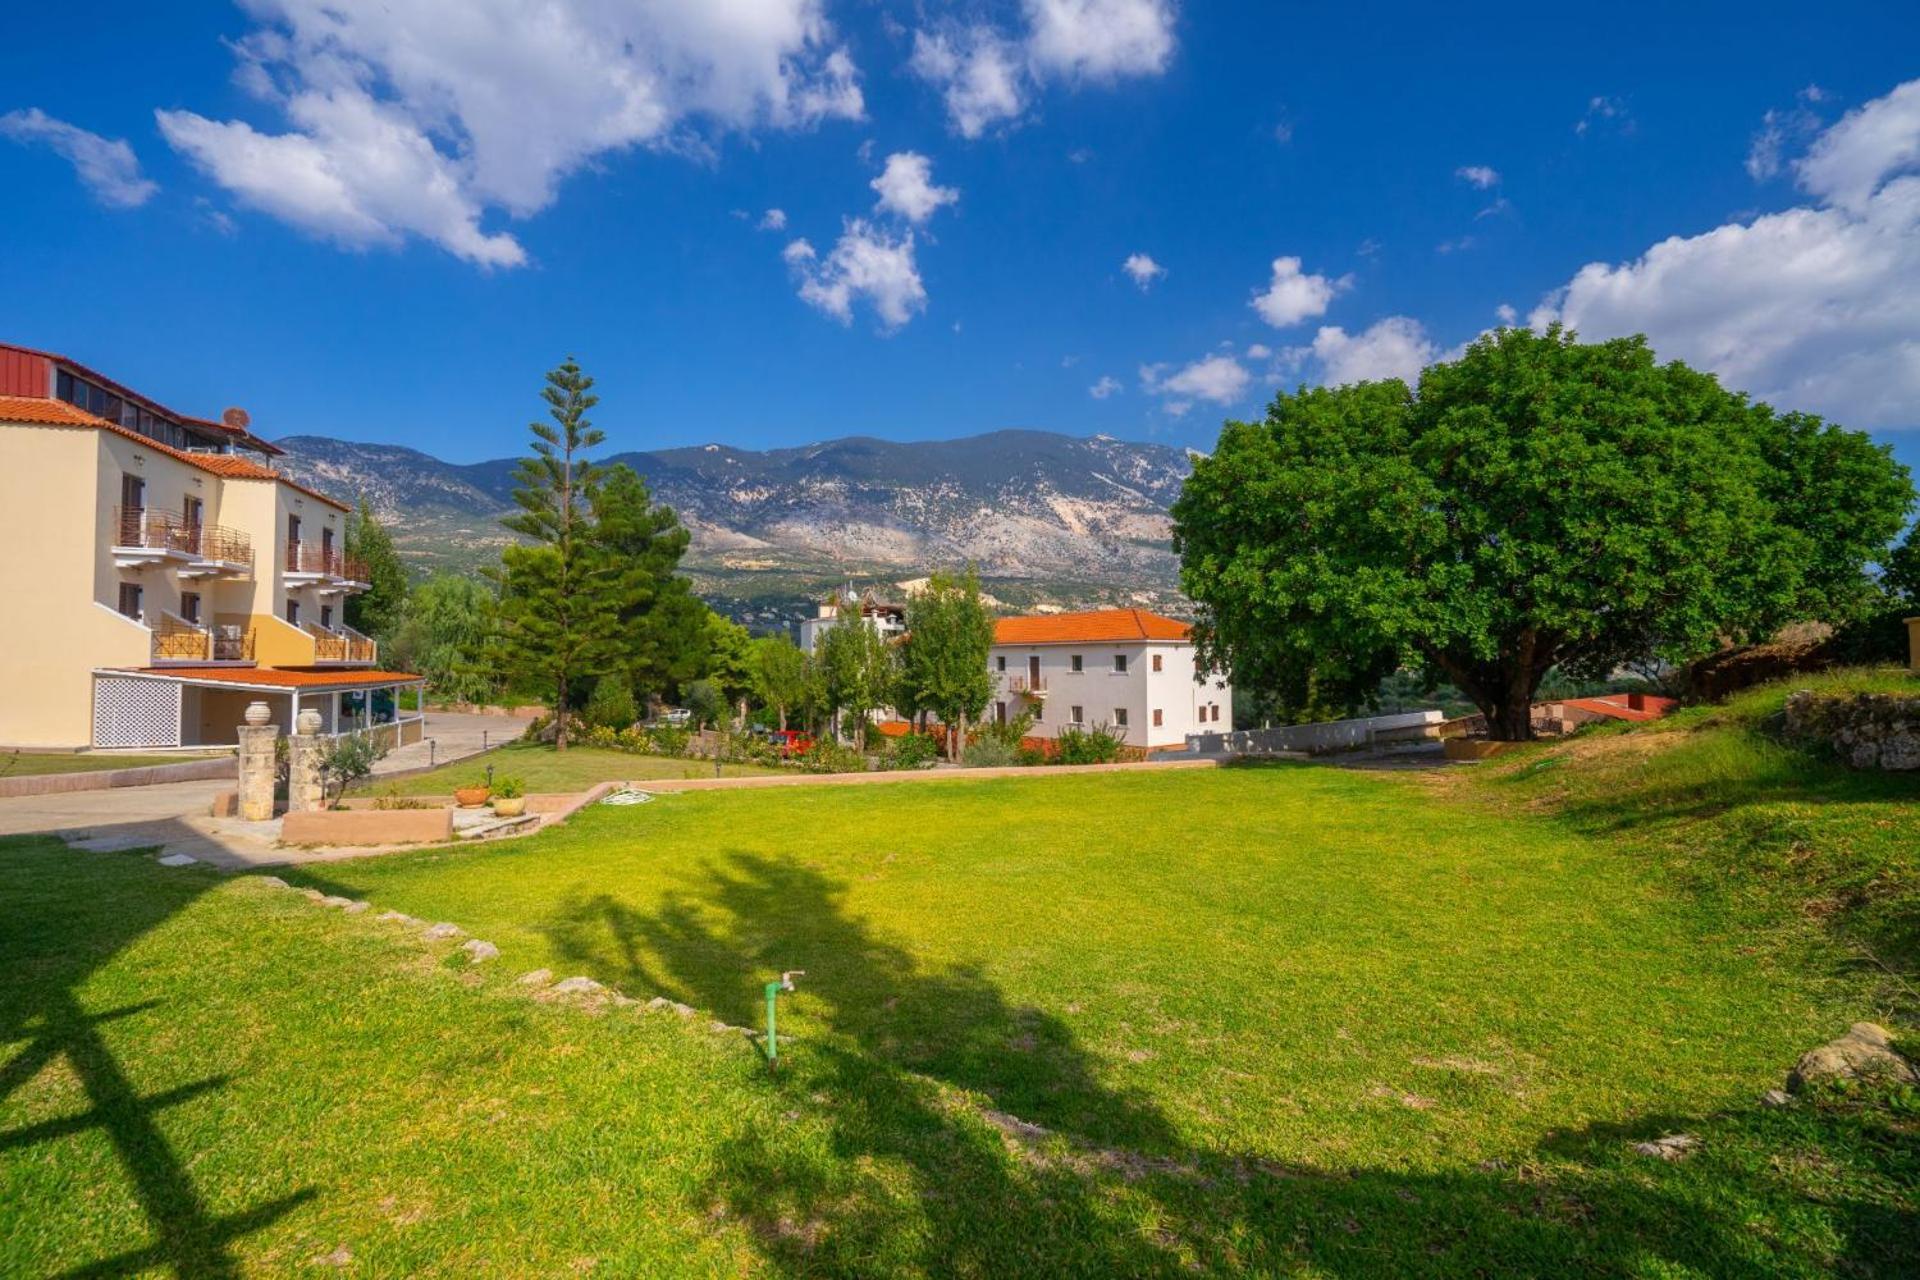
[492,357,617,749]
[747,633,810,730]
[1173,328,1912,740]
[389,573,500,705]
[817,604,897,748]
[899,569,997,760]
[343,497,408,641]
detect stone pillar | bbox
[236,723,280,822]
[288,709,326,813]
[1906,617,1919,674]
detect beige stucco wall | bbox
[0,427,149,746]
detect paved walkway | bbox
[374,710,535,776]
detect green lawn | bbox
[357,742,785,796]
[0,751,214,777]
[3,683,1915,1276]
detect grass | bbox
[354,742,784,796]
[3,672,1916,1276]
[0,751,214,777]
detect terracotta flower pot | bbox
[490,796,526,818]
[453,786,491,808]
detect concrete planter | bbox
[490,796,527,817]
[281,807,454,846]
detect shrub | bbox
[961,737,1020,768]
[798,738,867,774]
[882,733,940,770]
[1053,723,1126,765]
[585,678,638,730]
[321,732,388,806]
[493,774,525,799]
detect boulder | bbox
[516,968,554,987]
[1631,1134,1699,1161]
[1787,1022,1919,1092]
[374,911,421,926]
[461,939,500,963]
[420,922,464,941]
[319,895,355,909]
[551,976,605,997]
[341,900,371,915]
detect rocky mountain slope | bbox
[272,429,1196,619]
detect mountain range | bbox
[271,430,1197,626]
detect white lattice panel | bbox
[93,678,182,748]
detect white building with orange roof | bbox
[0,341,423,750]
[987,608,1230,750]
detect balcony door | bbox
[287,515,302,571]
[119,474,144,543]
[182,495,203,530]
[1028,655,1041,687]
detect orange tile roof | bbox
[119,666,420,688]
[992,608,1192,645]
[1,394,347,510]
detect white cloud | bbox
[1089,375,1121,399]
[1307,317,1438,386]
[158,0,865,265]
[1025,0,1176,80]
[1532,77,1920,429]
[870,151,958,223]
[1456,164,1499,189]
[1142,354,1251,406]
[0,108,157,207]
[909,28,1027,139]
[1250,256,1347,328]
[1122,252,1167,290]
[759,208,788,231]
[1576,95,1629,135]
[1495,303,1518,326]
[911,0,1174,137]
[787,218,926,330]
[1245,343,1272,360]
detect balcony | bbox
[149,612,256,666]
[304,621,377,665]
[1007,675,1048,700]
[112,507,254,578]
[285,542,369,592]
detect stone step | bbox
[454,813,542,841]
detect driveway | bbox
[374,711,535,776]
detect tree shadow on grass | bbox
[0,831,314,1278]
[535,849,1917,1277]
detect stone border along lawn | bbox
[256,872,759,1038]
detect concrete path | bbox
[373,710,535,776]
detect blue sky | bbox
[2,2,1915,472]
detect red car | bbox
[768,729,814,758]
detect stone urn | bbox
[244,700,272,727]
[295,708,323,736]
[453,785,491,809]
[491,796,527,818]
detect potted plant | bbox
[490,775,526,817]
[453,774,491,808]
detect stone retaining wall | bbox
[1784,689,1920,771]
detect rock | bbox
[320,895,355,908]
[299,888,327,901]
[517,968,554,987]
[646,996,671,1010]
[156,853,198,867]
[1632,1134,1699,1161]
[609,993,638,1008]
[374,911,421,926]
[421,922,464,941]
[341,900,371,915]
[1787,1022,1920,1092]
[1760,1088,1794,1108]
[313,1244,354,1267]
[551,976,605,997]
[669,1002,697,1018]
[256,875,289,889]
[461,939,500,962]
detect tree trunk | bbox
[555,673,570,751]
[777,705,787,731]
[1485,697,1534,742]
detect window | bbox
[182,496,203,529]
[320,604,333,629]
[285,599,300,625]
[1152,708,1163,727]
[1113,708,1129,727]
[117,582,143,619]
[994,701,1007,724]
[1151,654,1163,672]
[1071,705,1083,724]
[995,655,1006,672]
[181,592,201,625]
[1113,654,1128,674]
[1215,705,1224,723]
[1070,654,1083,672]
